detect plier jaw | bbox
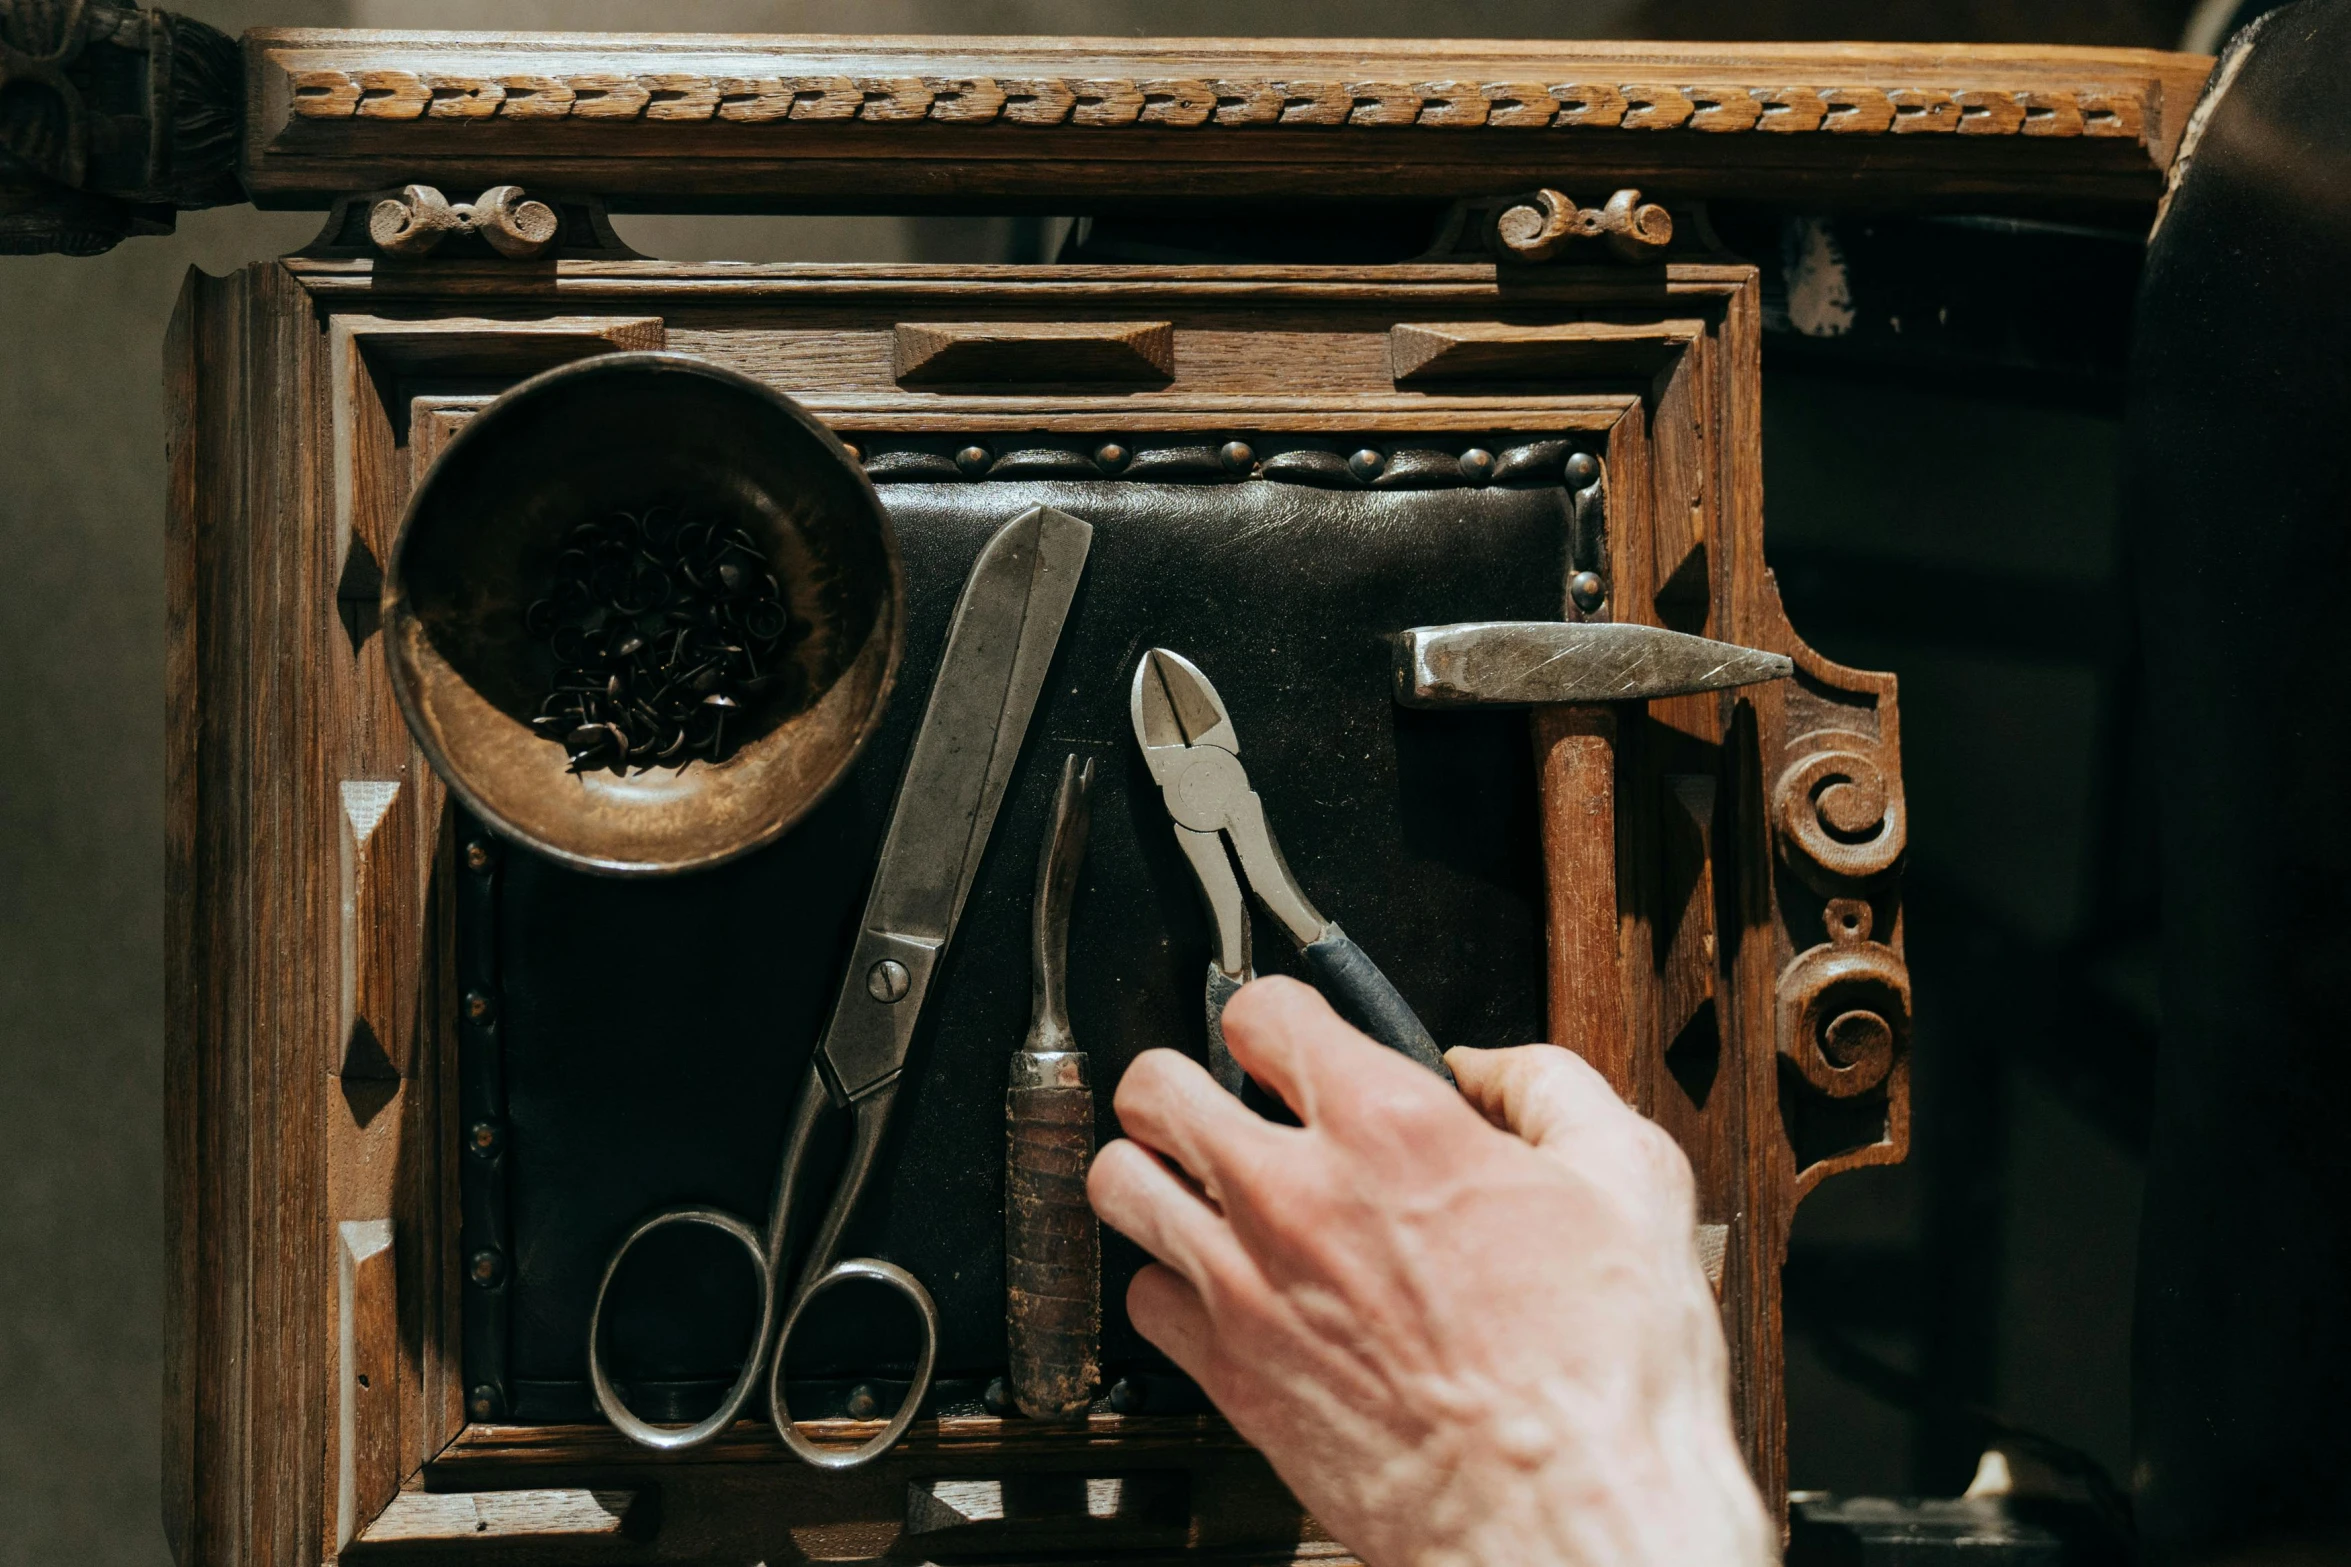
[1131,648,1330,970]
[1130,648,1451,1091]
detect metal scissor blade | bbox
[818,506,1094,1099]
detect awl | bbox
[1004,753,1100,1421]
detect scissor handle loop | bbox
[769,1256,940,1470]
[586,1204,777,1453]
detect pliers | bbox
[1130,648,1451,1093]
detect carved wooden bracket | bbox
[1494,188,1674,263]
[368,183,560,259]
[1759,609,1912,1201]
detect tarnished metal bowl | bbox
[386,353,903,876]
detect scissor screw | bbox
[463,839,495,875]
[468,1248,506,1288]
[866,958,912,1004]
[1108,1377,1146,1414]
[1094,441,1130,474]
[464,990,494,1024]
[1218,439,1255,474]
[1458,448,1495,484]
[1346,447,1385,483]
[1565,450,1602,489]
[1569,571,1607,613]
[467,1119,503,1157]
[845,1383,882,1420]
[955,444,994,478]
[984,1376,1014,1416]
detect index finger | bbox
[1220,975,1452,1130]
[1110,1045,1288,1208]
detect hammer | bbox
[1393,620,1791,1087]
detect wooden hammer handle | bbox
[1532,704,1631,1097]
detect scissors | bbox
[1130,647,1451,1094]
[588,505,1094,1468]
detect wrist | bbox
[1400,1392,1773,1567]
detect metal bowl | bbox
[385,352,903,876]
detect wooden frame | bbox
[166,250,1907,1564]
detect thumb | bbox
[1444,1043,1632,1149]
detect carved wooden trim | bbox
[272,58,2168,143]
[243,34,2211,211]
[355,1488,643,1546]
[894,320,1175,385]
[1697,1221,1730,1298]
[337,779,414,1079]
[1390,319,1703,383]
[335,1219,399,1551]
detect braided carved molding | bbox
[279,66,2150,142]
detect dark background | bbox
[0,0,2231,1559]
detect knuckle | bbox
[1351,1074,1458,1148]
[1112,1048,1187,1114]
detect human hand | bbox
[1087,976,1773,1567]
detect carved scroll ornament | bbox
[1776,897,1909,1099]
[1775,732,1907,885]
[1494,188,1673,262]
[368,184,559,259]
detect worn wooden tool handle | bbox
[1005,1067,1099,1420]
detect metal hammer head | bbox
[1394,621,1794,708]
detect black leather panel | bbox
[488,473,1569,1420]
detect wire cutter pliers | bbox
[1130,647,1451,1093]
